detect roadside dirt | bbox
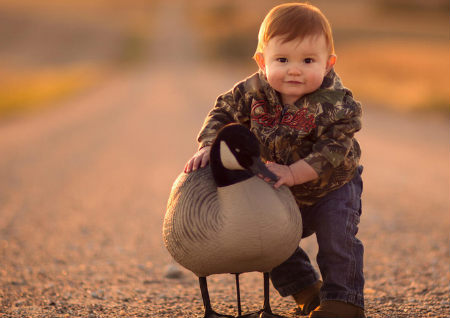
[1,1,449,317]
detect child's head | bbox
[255,3,335,57]
[254,3,337,104]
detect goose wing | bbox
[163,167,221,267]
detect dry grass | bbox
[336,40,449,111]
[0,64,106,117]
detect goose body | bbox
[164,166,301,277]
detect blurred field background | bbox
[0,1,449,317]
[0,0,448,119]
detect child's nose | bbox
[287,65,302,76]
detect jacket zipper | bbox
[279,105,288,124]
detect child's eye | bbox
[304,58,314,64]
[276,58,288,63]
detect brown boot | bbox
[309,300,365,318]
[292,281,322,315]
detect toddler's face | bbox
[256,34,335,105]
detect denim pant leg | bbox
[313,167,364,308]
[270,246,320,296]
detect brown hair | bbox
[254,3,335,57]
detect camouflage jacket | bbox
[197,69,362,206]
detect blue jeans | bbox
[270,166,364,308]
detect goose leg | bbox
[199,277,234,318]
[238,273,285,318]
[259,272,285,318]
[235,273,242,316]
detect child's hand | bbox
[263,161,295,189]
[184,146,211,173]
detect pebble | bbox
[143,279,162,285]
[91,290,105,300]
[63,292,72,300]
[164,264,183,279]
[364,287,376,294]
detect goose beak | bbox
[249,157,279,182]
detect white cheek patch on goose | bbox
[220,141,245,170]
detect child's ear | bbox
[254,52,266,72]
[326,54,336,73]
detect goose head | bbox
[210,124,278,187]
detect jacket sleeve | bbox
[197,81,252,150]
[303,93,362,176]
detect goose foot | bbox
[237,310,286,318]
[204,309,235,318]
[199,277,234,318]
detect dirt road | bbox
[1,2,449,317]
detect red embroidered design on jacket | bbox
[251,100,316,133]
[251,100,281,127]
[281,108,316,132]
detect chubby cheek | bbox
[307,71,326,90]
[265,69,284,89]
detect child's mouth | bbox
[286,81,303,84]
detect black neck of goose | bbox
[210,140,252,187]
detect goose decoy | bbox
[163,124,302,318]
